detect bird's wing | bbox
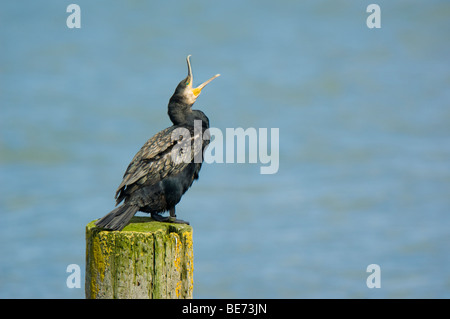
[114,125,205,203]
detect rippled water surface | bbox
[1,0,449,298]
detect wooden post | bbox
[85,216,193,299]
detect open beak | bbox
[186,55,220,97]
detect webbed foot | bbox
[151,213,190,225]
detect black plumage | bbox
[95,56,220,230]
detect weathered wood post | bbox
[85,216,193,299]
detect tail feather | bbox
[95,204,139,231]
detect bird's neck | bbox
[168,95,209,129]
[168,97,192,125]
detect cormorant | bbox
[95,55,220,231]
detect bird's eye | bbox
[185,79,190,85]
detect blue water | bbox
[1,0,450,298]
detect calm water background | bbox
[1,0,449,298]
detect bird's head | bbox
[172,55,220,106]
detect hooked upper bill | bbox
[186,55,220,97]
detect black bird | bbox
[95,55,220,231]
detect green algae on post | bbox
[85,216,193,299]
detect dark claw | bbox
[169,217,190,225]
